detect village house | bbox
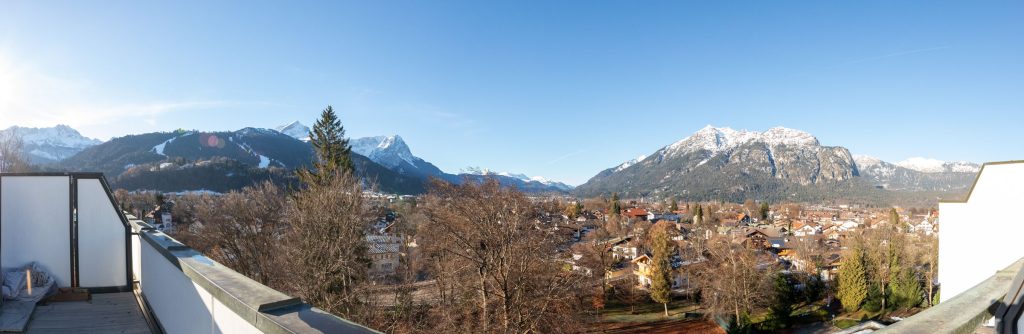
[145,202,175,233]
[367,234,403,278]
[623,207,650,221]
[631,254,686,289]
[833,219,860,232]
[732,227,772,250]
[792,221,821,237]
[909,218,936,235]
[612,243,640,260]
[648,212,682,224]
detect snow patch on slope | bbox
[615,155,647,172]
[152,136,180,156]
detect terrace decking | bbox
[24,292,152,334]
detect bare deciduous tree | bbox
[0,132,28,173]
[698,236,776,329]
[918,235,939,306]
[285,171,371,319]
[192,182,287,286]
[572,228,614,317]
[419,179,585,333]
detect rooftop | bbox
[0,172,378,334]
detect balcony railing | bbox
[131,216,379,334]
[876,257,1024,334]
[0,173,379,334]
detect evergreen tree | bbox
[837,246,869,312]
[610,192,622,215]
[768,273,797,328]
[889,208,901,229]
[759,202,771,221]
[694,205,704,225]
[565,201,584,220]
[649,227,673,317]
[298,105,354,186]
[891,268,922,309]
[669,198,679,212]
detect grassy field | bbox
[595,296,895,333]
[588,297,727,334]
[599,298,702,323]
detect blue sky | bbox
[1,1,1022,185]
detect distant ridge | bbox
[575,125,977,204]
[0,125,101,163]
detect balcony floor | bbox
[24,292,152,334]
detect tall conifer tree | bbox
[649,227,673,317]
[298,105,354,186]
[838,245,869,312]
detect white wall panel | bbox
[76,178,128,287]
[939,163,1024,302]
[141,241,213,334]
[0,176,72,287]
[132,234,142,287]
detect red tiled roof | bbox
[624,208,649,217]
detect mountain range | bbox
[3,123,980,202]
[5,123,571,194]
[0,125,102,164]
[574,126,979,204]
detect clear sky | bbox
[2,1,1022,185]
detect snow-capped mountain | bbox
[576,125,978,202]
[459,167,574,191]
[896,157,980,174]
[59,127,429,194]
[852,155,978,191]
[663,125,820,156]
[351,136,418,170]
[636,125,857,186]
[346,135,573,192]
[0,125,102,163]
[274,121,310,142]
[349,135,448,179]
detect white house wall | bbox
[938,162,1024,302]
[0,176,72,287]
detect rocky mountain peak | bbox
[274,121,310,141]
[350,135,417,169]
[665,125,820,156]
[0,124,102,163]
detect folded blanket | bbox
[1,262,57,303]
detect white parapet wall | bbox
[939,161,1024,303]
[131,219,380,334]
[139,234,261,334]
